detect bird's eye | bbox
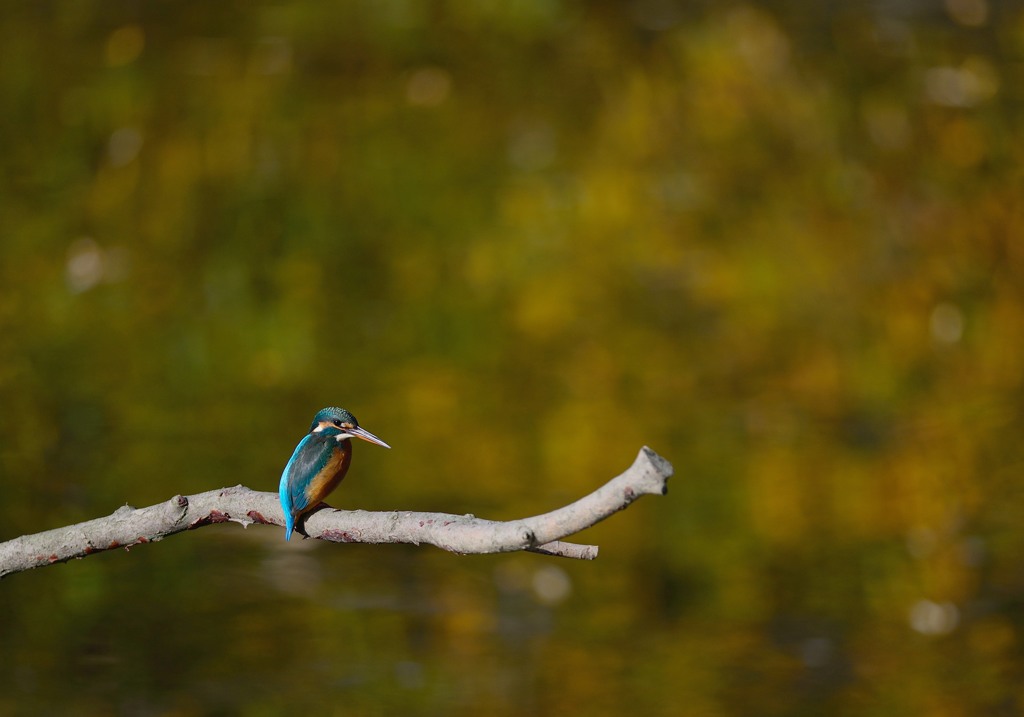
[333,419,343,427]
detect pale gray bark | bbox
[0,446,671,578]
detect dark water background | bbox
[2,1,1023,715]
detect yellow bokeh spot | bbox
[512,278,575,340]
[105,25,145,67]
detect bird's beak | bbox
[346,426,391,449]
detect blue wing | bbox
[279,433,334,540]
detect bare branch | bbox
[0,446,671,578]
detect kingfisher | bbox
[278,406,390,541]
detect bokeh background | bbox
[2,1,1023,714]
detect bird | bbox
[278,406,390,541]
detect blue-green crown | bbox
[310,406,359,432]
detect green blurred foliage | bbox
[2,0,1024,714]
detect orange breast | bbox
[303,442,353,508]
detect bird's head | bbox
[310,406,390,448]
